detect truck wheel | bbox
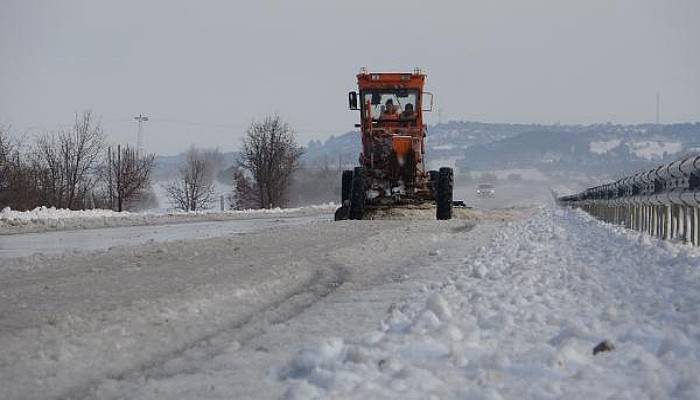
[349,167,365,220]
[334,170,354,221]
[334,206,348,221]
[436,167,453,220]
[341,170,353,205]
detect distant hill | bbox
[302,121,700,179]
[457,123,700,177]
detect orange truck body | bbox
[337,68,454,220]
[349,69,434,205]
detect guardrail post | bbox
[654,205,660,238]
[639,205,644,232]
[645,205,649,233]
[689,206,694,245]
[694,206,700,246]
[640,205,644,232]
[681,206,688,243]
[692,207,696,246]
[691,206,698,246]
[645,205,650,234]
[655,205,660,238]
[673,205,680,240]
[628,205,633,229]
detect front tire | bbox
[349,167,365,220]
[334,206,348,221]
[436,167,453,220]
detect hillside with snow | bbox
[303,122,700,180]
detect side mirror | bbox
[422,92,434,111]
[348,91,358,110]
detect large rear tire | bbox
[349,167,365,220]
[436,167,453,220]
[341,170,353,205]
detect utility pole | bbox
[134,114,149,153]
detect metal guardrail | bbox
[557,154,700,246]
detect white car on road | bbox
[476,183,496,198]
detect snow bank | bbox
[0,203,337,234]
[1,205,130,222]
[282,207,700,399]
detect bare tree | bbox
[165,147,215,211]
[31,111,105,209]
[239,115,303,208]
[101,145,155,211]
[0,127,11,195]
[0,126,15,205]
[230,168,260,209]
[0,127,43,210]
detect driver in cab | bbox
[380,99,399,120]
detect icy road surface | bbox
[2,206,698,399]
[0,214,325,258]
[0,209,502,400]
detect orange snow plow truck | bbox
[335,68,454,220]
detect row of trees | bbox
[2,113,305,212]
[0,111,154,211]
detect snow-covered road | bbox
[0,214,325,258]
[0,209,504,399]
[1,205,698,399]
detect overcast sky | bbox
[1,0,698,155]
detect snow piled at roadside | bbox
[1,205,130,222]
[0,203,336,234]
[281,207,700,399]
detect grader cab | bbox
[335,68,454,220]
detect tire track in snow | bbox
[67,263,348,400]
